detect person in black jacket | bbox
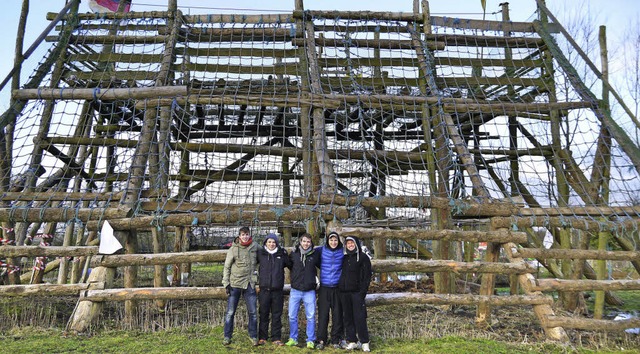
[257,233,291,346]
[285,233,321,349]
[338,236,372,352]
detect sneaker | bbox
[346,342,358,350]
[334,340,348,349]
[306,341,315,349]
[362,342,370,352]
[273,340,284,346]
[285,338,298,346]
[251,338,259,346]
[258,339,267,345]
[316,341,325,350]
[222,337,231,345]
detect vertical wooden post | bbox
[475,234,500,328]
[594,25,611,320]
[500,3,520,296]
[538,0,575,311]
[57,221,75,284]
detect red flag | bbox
[89,0,131,13]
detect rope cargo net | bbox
[2,8,639,267]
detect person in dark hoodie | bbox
[285,233,320,349]
[222,226,259,346]
[256,233,291,346]
[315,231,345,350]
[339,236,372,352]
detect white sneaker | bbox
[346,342,358,350]
[362,342,370,352]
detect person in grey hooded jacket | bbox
[222,226,258,346]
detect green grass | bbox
[191,263,224,273]
[0,327,619,354]
[614,291,640,313]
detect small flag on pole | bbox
[481,0,487,12]
[89,0,131,13]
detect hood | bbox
[344,236,361,259]
[325,231,343,251]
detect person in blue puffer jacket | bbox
[315,231,345,350]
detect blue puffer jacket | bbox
[318,240,344,288]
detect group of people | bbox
[222,227,372,351]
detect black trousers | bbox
[340,291,369,344]
[258,289,284,341]
[317,286,343,344]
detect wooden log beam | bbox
[365,293,553,306]
[371,259,534,274]
[0,245,98,257]
[339,227,527,243]
[13,86,187,101]
[513,248,640,261]
[292,11,559,33]
[294,194,519,216]
[319,56,544,69]
[518,206,640,217]
[291,38,445,50]
[491,216,640,232]
[81,286,229,301]
[0,282,105,296]
[545,316,640,331]
[180,47,299,58]
[85,206,349,230]
[533,279,640,292]
[48,11,172,21]
[90,250,228,267]
[67,53,164,64]
[0,191,121,202]
[0,207,131,223]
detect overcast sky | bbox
[0,0,638,107]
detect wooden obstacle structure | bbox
[1,0,640,341]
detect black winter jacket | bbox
[257,246,291,290]
[338,237,372,296]
[290,244,320,291]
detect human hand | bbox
[225,285,231,296]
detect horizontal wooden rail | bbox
[0,282,105,297]
[85,206,348,230]
[365,293,552,306]
[90,250,228,267]
[533,279,640,292]
[13,86,187,101]
[513,248,640,261]
[296,194,519,217]
[492,216,640,232]
[0,246,98,257]
[81,286,228,301]
[0,207,131,223]
[78,286,550,307]
[545,316,640,331]
[371,259,534,274]
[340,227,527,243]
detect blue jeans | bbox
[288,288,316,342]
[224,285,258,339]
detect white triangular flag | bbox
[98,220,123,254]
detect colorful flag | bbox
[89,0,131,13]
